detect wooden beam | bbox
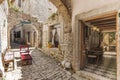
[91,22,116,26]
[98,25,115,28]
[84,11,117,22]
[93,23,116,27]
[101,28,116,31]
[91,20,116,25]
[99,26,116,30]
[89,18,116,24]
[86,16,116,23]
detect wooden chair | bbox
[86,49,103,65]
[20,45,32,65]
[2,49,14,72]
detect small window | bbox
[28,32,30,43]
[16,31,21,38]
[18,0,21,7]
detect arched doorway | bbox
[9,23,39,49]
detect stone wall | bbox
[49,0,73,66]
[42,9,73,69]
[0,0,8,75]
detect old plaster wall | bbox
[0,0,8,53]
[72,0,120,33]
[0,0,8,74]
[72,0,119,21]
[22,0,57,22]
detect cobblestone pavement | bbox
[5,49,76,80]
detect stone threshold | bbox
[73,70,115,80]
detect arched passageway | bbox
[9,23,39,49]
[7,8,42,49]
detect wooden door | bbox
[79,20,86,69]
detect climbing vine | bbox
[48,12,58,20]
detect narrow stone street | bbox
[4,49,76,80]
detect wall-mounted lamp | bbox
[92,26,99,31]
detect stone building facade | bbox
[42,12,65,61]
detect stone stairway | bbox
[73,64,116,80]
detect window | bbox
[28,32,30,43]
[16,31,21,38]
[18,0,21,7]
[14,31,21,38]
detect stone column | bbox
[36,31,39,48]
[117,12,120,80]
[31,31,34,46]
[60,21,73,68]
[35,29,39,48]
[63,33,73,62]
[8,27,11,49]
[39,29,42,48]
[72,19,81,71]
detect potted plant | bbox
[48,42,52,48]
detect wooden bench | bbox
[2,49,14,72]
[20,45,32,65]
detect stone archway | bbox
[8,8,42,48]
[49,0,73,68]
[8,20,20,48]
[23,24,39,47]
[8,22,41,48]
[49,0,71,33]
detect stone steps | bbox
[73,64,116,80]
[86,64,116,73]
[85,64,116,79]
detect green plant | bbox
[109,32,115,44]
[49,12,58,20]
[13,6,19,12]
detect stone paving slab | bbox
[4,49,77,80]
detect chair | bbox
[20,45,32,65]
[86,49,103,65]
[2,49,14,71]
